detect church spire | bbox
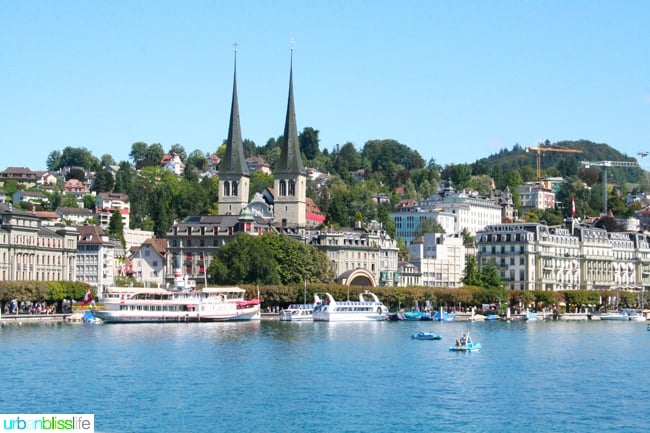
[275,47,305,175]
[221,46,249,176]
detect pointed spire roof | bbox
[221,49,249,176]
[275,50,306,175]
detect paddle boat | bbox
[411,331,442,340]
[449,333,481,352]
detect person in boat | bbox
[455,339,461,347]
[460,334,467,346]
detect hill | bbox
[473,139,645,184]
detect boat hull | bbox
[92,307,260,323]
[449,342,482,352]
[411,332,441,340]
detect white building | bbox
[391,187,503,243]
[12,191,49,206]
[0,203,78,281]
[308,221,400,287]
[55,207,94,225]
[123,228,155,251]
[95,192,130,230]
[129,238,167,288]
[516,182,556,210]
[162,152,185,175]
[75,225,116,296]
[408,233,466,287]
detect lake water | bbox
[1,318,648,433]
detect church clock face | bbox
[249,201,273,219]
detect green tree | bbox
[449,164,472,189]
[82,195,95,209]
[108,209,125,249]
[480,259,504,289]
[169,144,187,161]
[46,151,62,171]
[249,171,274,200]
[92,169,115,193]
[65,167,86,182]
[460,228,475,244]
[114,161,135,194]
[462,256,482,286]
[186,150,208,172]
[208,234,280,285]
[100,154,116,167]
[59,147,100,171]
[129,142,148,164]
[299,127,320,161]
[2,180,21,196]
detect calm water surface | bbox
[1,319,649,432]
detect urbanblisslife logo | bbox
[1,414,94,432]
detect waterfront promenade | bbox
[0,313,70,323]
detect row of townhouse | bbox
[0,202,160,298]
[476,222,650,293]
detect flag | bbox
[81,289,94,306]
[571,195,576,217]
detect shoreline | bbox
[1,313,71,323]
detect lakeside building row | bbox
[477,222,650,293]
[4,193,650,296]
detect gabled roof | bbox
[142,237,167,256]
[56,207,93,216]
[75,225,111,245]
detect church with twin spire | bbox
[165,49,315,279]
[217,48,306,228]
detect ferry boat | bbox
[312,291,389,322]
[279,304,314,321]
[92,253,260,323]
[92,287,260,323]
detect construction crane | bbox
[580,160,639,215]
[525,143,583,179]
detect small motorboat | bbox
[411,331,442,340]
[403,311,433,321]
[433,310,456,321]
[449,333,481,352]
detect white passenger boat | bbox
[312,291,389,322]
[92,287,260,323]
[599,311,633,321]
[279,304,314,321]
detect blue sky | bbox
[2,1,649,171]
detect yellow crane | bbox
[525,143,583,179]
